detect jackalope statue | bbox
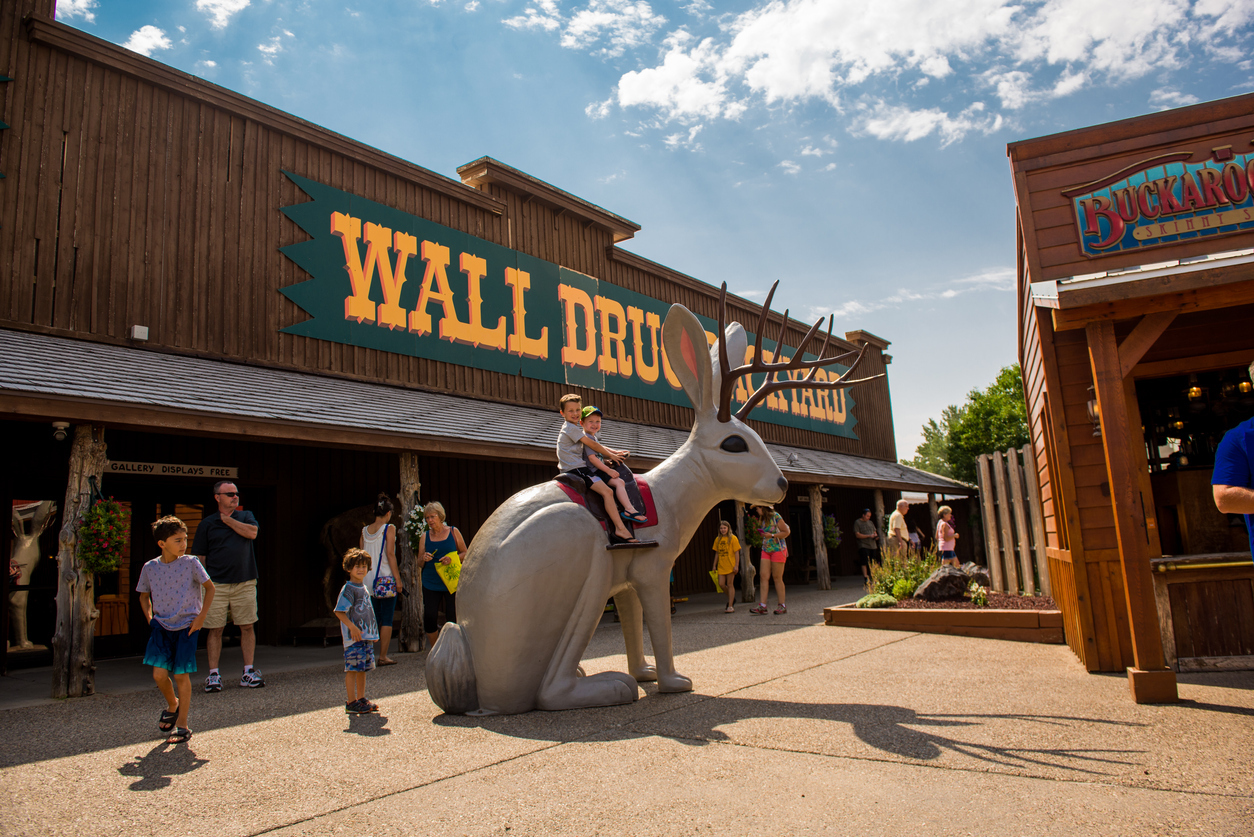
[427,283,879,715]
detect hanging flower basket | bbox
[77,497,130,574]
[403,503,429,556]
[823,515,842,549]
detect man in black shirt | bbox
[192,481,263,691]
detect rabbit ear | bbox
[710,322,747,416]
[662,304,713,414]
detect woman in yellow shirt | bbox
[711,521,741,613]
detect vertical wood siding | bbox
[0,17,897,463]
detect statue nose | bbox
[777,477,788,493]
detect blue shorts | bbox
[941,550,957,561]
[143,619,199,675]
[371,595,397,628]
[344,640,376,672]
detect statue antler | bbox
[716,281,884,423]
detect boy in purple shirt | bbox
[137,516,216,744]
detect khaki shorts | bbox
[203,579,258,629]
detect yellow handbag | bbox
[435,552,461,593]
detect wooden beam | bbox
[1086,320,1178,702]
[976,455,1004,592]
[808,485,830,591]
[1006,446,1037,596]
[991,450,1021,594]
[1118,312,1176,378]
[1021,444,1051,598]
[1132,349,1254,380]
[1053,279,1254,331]
[397,453,423,652]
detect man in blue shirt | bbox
[1212,361,1254,561]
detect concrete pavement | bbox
[1,577,1251,836]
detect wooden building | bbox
[0,0,968,677]
[1011,92,1254,703]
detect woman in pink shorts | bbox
[750,504,791,615]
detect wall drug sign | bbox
[1065,143,1254,258]
[278,172,859,438]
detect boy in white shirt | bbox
[556,393,639,544]
[137,516,216,745]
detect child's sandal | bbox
[159,705,179,732]
[166,727,192,744]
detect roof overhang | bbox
[0,329,971,495]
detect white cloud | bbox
[563,0,667,57]
[779,159,801,174]
[853,100,1002,145]
[198,59,218,70]
[122,26,172,57]
[1149,87,1202,109]
[465,0,480,9]
[197,0,251,30]
[55,0,97,23]
[822,162,837,171]
[529,0,1254,146]
[811,268,1012,319]
[258,35,287,64]
[586,98,613,118]
[663,124,705,148]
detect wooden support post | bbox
[873,489,886,547]
[991,450,1021,594]
[1087,319,1177,703]
[1007,446,1037,596]
[1022,443,1051,597]
[927,494,939,538]
[51,424,107,699]
[736,503,755,603]
[976,455,1003,591]
[808,485,830,590]
[397,453,424,652]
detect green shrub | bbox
[867,544,941,597]
[891,578,913,600]
[968,580,989,607]
[855,593,897,608]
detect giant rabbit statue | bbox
[427,283,878,715]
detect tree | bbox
[903,364,1029,484]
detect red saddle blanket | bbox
[554,472,658,531]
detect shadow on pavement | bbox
[344,712,392,737]
[117,742,210,791]
[441,697,1149,777]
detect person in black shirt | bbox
[191,481,263,691]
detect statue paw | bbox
[657,672,693,693]
[630,665,657,682]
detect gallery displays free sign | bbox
[1065,142,1254,258]
[278,172,859,439]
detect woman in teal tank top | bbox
[418,501,467,648]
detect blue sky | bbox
[56,0,1254,464]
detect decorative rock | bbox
[961,562,991,587]
[913,566,970,601]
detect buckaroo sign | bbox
[278,172,859,439]
[1064,142,1254,258]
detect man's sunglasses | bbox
[217,492,239,498]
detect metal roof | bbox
[0,328,972,495]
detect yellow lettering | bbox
[361,223,415,331]
[830,388,847,424]
[811,369,832,421]
[445,252,506,349]
[796,379,819,418]
[409,241,471,339]
[504,268,548,359]
[626,306,661,384]
[661,342,681,389]
[594,296,632,378]
[330,212,375,324]
[558,283,597,368]
[733,346,754,405]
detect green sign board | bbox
[278,172,858,439]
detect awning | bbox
[0,328,972,495]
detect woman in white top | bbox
[360,493,404,665]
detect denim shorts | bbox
[344,640,376,672]
[143,619,199,675]
[941,550,958,561]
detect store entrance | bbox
[96,476,275,658]
[1136,365,1254,557]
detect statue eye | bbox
[720,435,749,453]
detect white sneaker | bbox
[239,669,265,688]
[204,671,222,692]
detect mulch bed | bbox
[889,592,1057,610]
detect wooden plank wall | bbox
[974,446,1049,596]
[0,9,898,463]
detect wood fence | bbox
[975,445,1050,597]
